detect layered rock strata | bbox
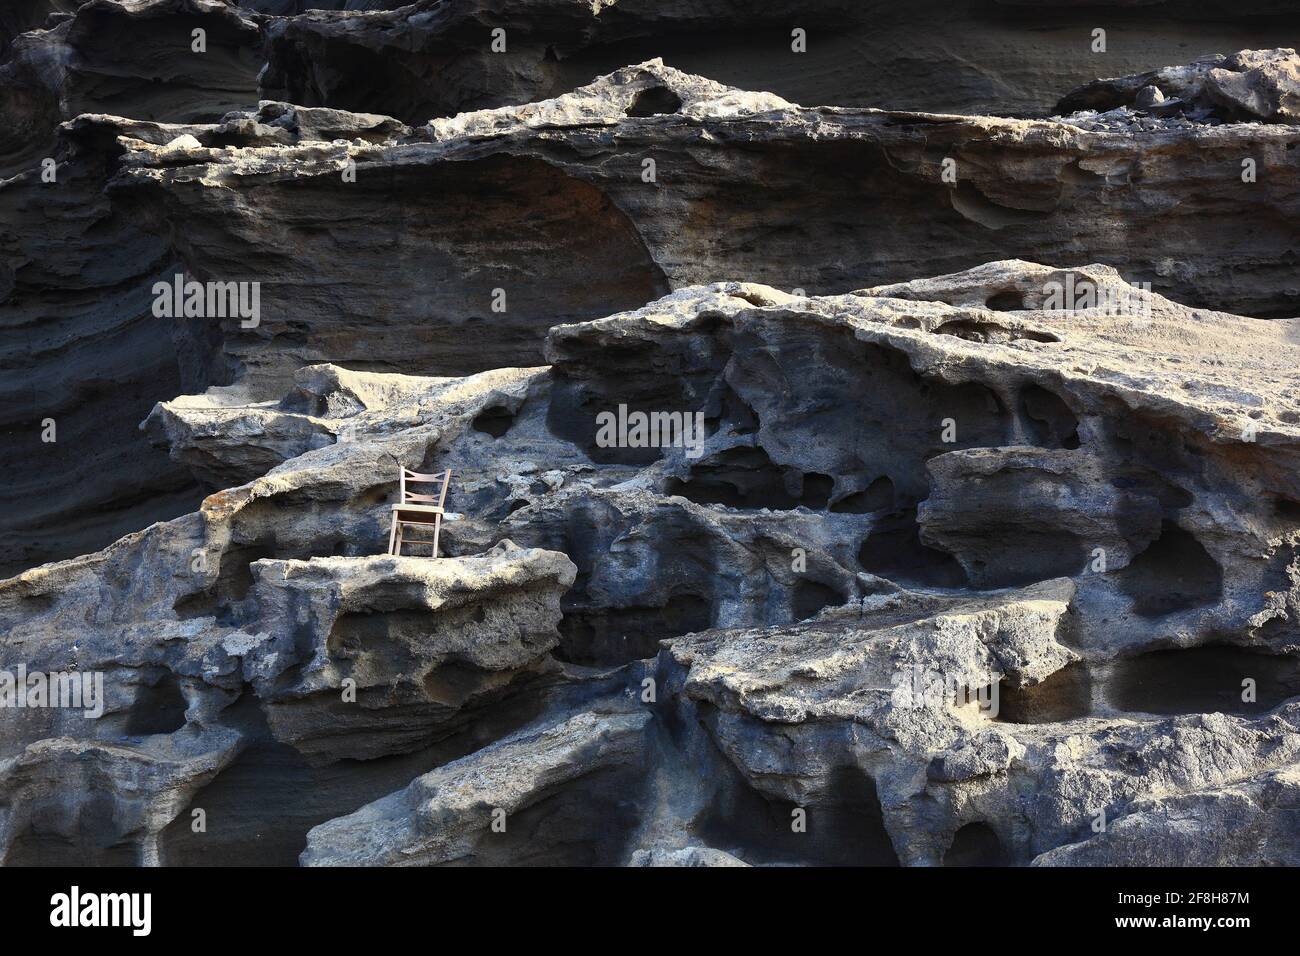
[9,48,1300,573]
[5,263,1299,865]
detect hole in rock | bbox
[173,544,275,621]
[792,580,845,621]
[934,319,1060,344]
[6,793,140,866]
[973,530,1092,589]
[1118,521,1222,617]
[857,509,967,587]
[160,694,547,865]
[171,591,216,619]
[20,592,54,614]
[472,405,516,438]
[665,447,830,510]
[996,662,1092,724]
[122,671,188,736]
[943,822,1007,867]
[1021,384,1080,449]
[557,596,712,667]
[1107,646,1300,716]
[728,290,778,308]
[695,763,899,866]
[625,86,683,117]
[1058,160,1106,185]
[985,290,1025,311]
[460,764,648,865]
[801,474,834,509]
[1273,496,1300,522]
[830,475,895,514]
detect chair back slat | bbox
[399,468,452,506]
[403,469,448,482]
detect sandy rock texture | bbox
[12,54,1300,573]
[4,0,1300,868]
[1059,47,1300,123]
[254,0,1300,121]
[5,265,1300,865]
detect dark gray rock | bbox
[1059,47,1300,123]
[6,264,1300,865]
[255,0,1300,122]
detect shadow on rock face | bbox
[557,597,713,667]
[996,661,1093,724]
[6,792,140,867]
[445,764,648,866]
[695,763,900,867]
[1104,645,1300,717]
[943,821,1007,867]
[858,507,968,589]
[1118,520,1223,618]
[159,693,550,866]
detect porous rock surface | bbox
[5,262,1300,866]
[254,0,1300,122]
[1058,47,1300,123]
[12,54,1300,573]
[5,1,1300,868]
[7,10,1300,575]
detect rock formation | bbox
[3,1,1300,868]
[6,262,1300,866]
[1058,47,1300,123]
[254,0,1300,122]
[13,53,1300,572]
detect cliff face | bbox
[4,1,1300,868]
[6,268,1300,865]
[12,55,1300,574]
[255,0,1300,122]
[5,1,1300,576]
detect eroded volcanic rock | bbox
[76,58,1300,421]
[6,2,1300,868]
[255,0,1300,121]
[5,261,1300,865]
[9,54,1300,575]
[300,705,652,866]
[1058,47,1300,123]
[0,0,263,575]
[0,0,263,177]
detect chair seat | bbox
[392,504,444,514]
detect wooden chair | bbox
[388,468,452,557]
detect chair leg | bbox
[387,512,398,555]
[394,520,404,557]
[432,515,442,558]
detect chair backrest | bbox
[399,468,451,506]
